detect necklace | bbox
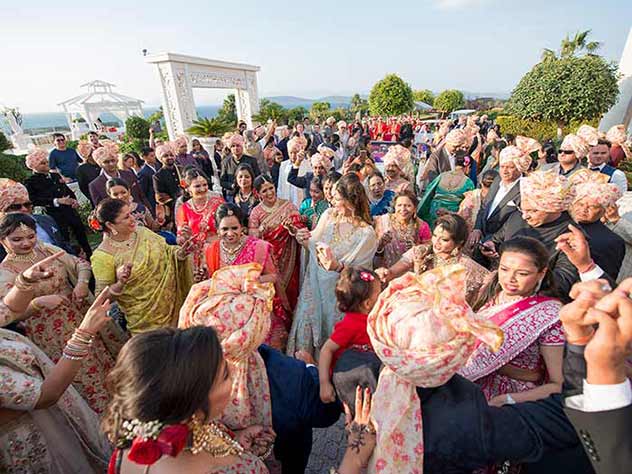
[105,231,137,251]
[331,220,356,247]
[497,291,526,306]
[220,236,247,265]
[188,414,245,457]
[7,249,38,264]
[261,199,280,213]
[432,252,459,268]
[191,196,210,214]
[389,214,418,249]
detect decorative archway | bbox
[145,52,260,139]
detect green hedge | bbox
[495,115,600,141]
[0,153,31,182]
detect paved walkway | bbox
[306,416,347,474]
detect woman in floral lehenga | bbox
[374,190,431,268]
[249,175,304,311]
[203,203,290,349]
[176,168,225,281]
[460,237,564,406]
[0,214,127,414]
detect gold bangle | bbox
[108,286,123,296]
[14,273,34,291]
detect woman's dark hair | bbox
[493,140,507,152]
[323,170,342,187]
[130,151,144,168]
[214,202,246,228]
[434,213,469,248]
[106,177,130,193]
[367,171,385,183]
[102,326,223,445]
[93,198,128,232]
[183,167,209,186]
[232,163,255,194]
[394,189,418,208]
[455,154,467,168]
[542,140,558,163]
[0,213,36,239]
[310,175,324,192]
[480,169,499,187]
[349,163,363,173]
[254,174,275,192]
[335,173,372,225]
[472,237,558,311]
[335,266,377,313]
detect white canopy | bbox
[58,80,144,139]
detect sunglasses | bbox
[6,202,33,212]
[559,149,574,155]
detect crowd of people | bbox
[0,112,631,474]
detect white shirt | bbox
[487,179,519,218]
[448,153,456,171]
[566,379,632,412]
[591,163,628,194]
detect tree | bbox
[0,131,10,153]
[506,54,619,132]
[368,74,414,116]
[217,94,237,125]
[350,93,369,116]
[147,106,163,124]
[187,117,234,137]
[287,106,309,124]
[433,90,465,115]
[253,99,288,123]
[541,30,602,61]
[125,116,150,140]
[413,89,435,106]
[310,101,332,121]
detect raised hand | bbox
[78,287,112,335]
[316,243,340,272]
[343,386,376,469]
[115,263,133,285]
[555,224,593,272]
[22,250,64,282]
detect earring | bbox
[111,228,118,236]
[450,247,460,257]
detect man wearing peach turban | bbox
[382,145,414,194]
[542,130,591,177]
[23,149,93,257]
[366,265,503,474]
[282,135,317,207]
[606,124,631,167]
[569,170,625,281]
[422,128,471,185]
[499,136,540,174]
[484,169,612,298]
[0,179,75,260]
[586,131,628,194]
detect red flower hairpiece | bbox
[360,271,375,282]
[179,179,187,189]
[88,216,102,231]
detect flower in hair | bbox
[360,271,375,282]
[88,216,102,231]
[119,419,189,466]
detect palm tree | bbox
[187,117,233,137]
[541,30,601,61]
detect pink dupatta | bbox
[459,295,562,382]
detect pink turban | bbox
[178,263,273,430]
[367,265,503,474]
[263,146,281,163]
[0,179,29,213]
[100,139,120,156]
[561,134,591,159]
[317,144,335,160]
[445,129,469,150]
[229,134,244,147]
[499,136,540,174]
[25,149,49,170]
[337,120,348,129]
[155,143,175,160]
[287,136,308,154]
[76,140,94,159]
[174,135,188,148]
[520,169,576,213]
[310,153,331,170]
[606,124,628,146]
[575,125,600,147]
[570,169,622,209]
[93,146,112,163]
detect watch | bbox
[505,394,516,405]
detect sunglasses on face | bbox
[6,202,33,212]
[559,149,574,155]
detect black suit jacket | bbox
[475,177,521,237]
[89,170,150,208]
[24,172,76,209]
[562,345,632,474]
[137,163,161,210]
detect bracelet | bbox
[78,278,90,285]
[108,285,123,296]
[578,260,596,274]
[566,328,595,345]
[14,273,35,291]
[29,301,43,312]
[62,329,95,360]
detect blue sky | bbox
[2,0,631,111]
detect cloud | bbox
[434,0,487,9]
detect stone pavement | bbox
[306,415,348,474]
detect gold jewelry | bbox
[108,286,123,296]
[7,250,37,264]
[188,414,245,457]
[14,272,36,291]
[260,199,280,213]
[220,237,247,265]
[105,231,137,251]
[191,196,210,214]
[17,222,32,234]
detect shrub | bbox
[433,90,465,114]
[119,138,146,155]
[0,131,11,153]
[495,115,600,141]
[125,116,151,140]
[369,74,414,116]
[0,153,31,182]
[187,117,234,138]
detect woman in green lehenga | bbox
[418,153,474,228]
[91,198,193,335]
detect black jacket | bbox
[219,154,261,194]
[562,344,632,474]
[475,177,521,237]
[24,172,76,210]
[579,221,625,281]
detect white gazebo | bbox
[58,80,144,139]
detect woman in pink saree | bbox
[249,175,304,312]
[202,203,289,349]
[460,236,565,406]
